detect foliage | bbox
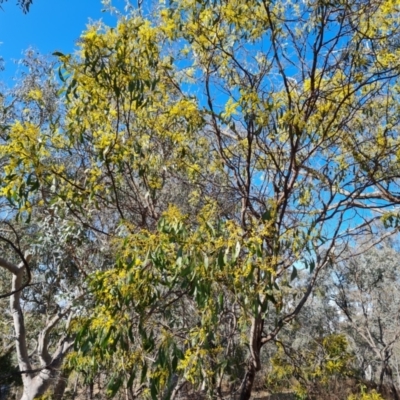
[71,205,271,397]
[329,240,400,398]
[0,347,22,388]
[0,0,33,12]
[0,51,99,400]
[267,334,355,398]
[348,388,384,400]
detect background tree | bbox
[0,0,32,12]
[0,51,99,400]
[330,240,400,400]
[267,237,400,400]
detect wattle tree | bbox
[1,0,400,398]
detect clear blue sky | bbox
[0,0,124,81]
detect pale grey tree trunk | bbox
[0,255,74,400]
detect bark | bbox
[8,257,34,397]
[240,317,263,400]
[170,381,185,400]
[383,363,399,400]
[238,258,329,400]
[240,362,256,400]
[20,369,55,400]
[87,381,94,400]
[162,374,179,400]
[53,369,69,400]
[0,256,74,400]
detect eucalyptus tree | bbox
[0,51,105,400]
[331,241,400,399]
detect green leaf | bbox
[107,374,123,397]
[140,362,148,384]
[128,79,136,94]
[150,381,158,400]
[127,371,136,390]
[262,208,272,221]
[218,293,224,310]
[52,51,65,57]
[217,249,225,269]
[291,266,298,281]
[204,254,209,270]
[309,259,315,273]
[233,241,241,262]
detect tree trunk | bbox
[240,362,256,400]
[87,381,94,400]
[240,316,263,400]
[0,256,73,400]
[53,369,69,400]
[385,364,399,400]
[19,369,54,400]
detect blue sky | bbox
[0,0,124,81]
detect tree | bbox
[2,0,400,399]
[331,240,400,399]
[0,51,97,400]
[0,0,33,13]
[0,254,74,400]
[267,333,355,398]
